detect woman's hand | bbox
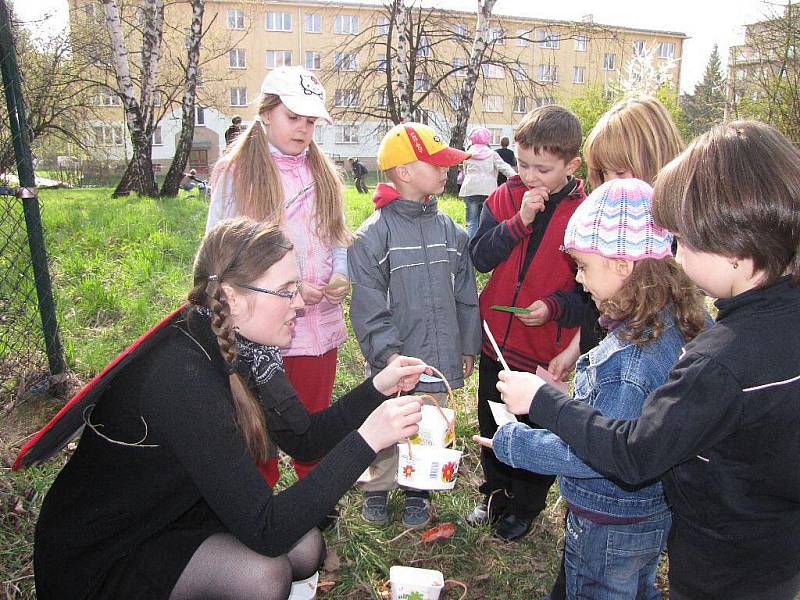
[372,355,430,396]
[300,282,324,305]
[496,370,545,415]
[323,273,349,304]
[358,395,424,452]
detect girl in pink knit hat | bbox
[477,177,708,599]
[457,127,516,237]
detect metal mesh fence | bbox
[0,182,48,403]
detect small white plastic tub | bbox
[397,443,462,491]
[288,570,318,599]
[389,565,445,600]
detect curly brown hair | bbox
[599,257,707,345]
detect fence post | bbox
[0,0,66,379]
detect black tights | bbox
[169,529,324,600]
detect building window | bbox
[230,87,248,106]
[196,68,204,88]
[377,16,389,36]
[265,11,291,32]
[195,106,205,126]
[334,52,358,71]
[153,125,163,146]
[334,89,358,107]
[334,15,359,34]
[314,126,325,144]
[227,10,244,30]
[452,22,468,38]
[450,92,461,111]
[305,51,321,71]
[482,63,505,79]
[573,66,585,84]
[377,88,389,107]
[512,63,528,80]
[304,14,321,33]
[516,29,530,46]
[93,124,124,146]
[513,96,527,113]
[98,92,121,106]
[414,74,430,92]
[633,40,645,56]
[488,27,504,45]
[267,50,291,69]
[454,57,467,77]
[659,42,675,59]
[336,125,359,143]
[575,35,588,51]
[538,63,558,82]
[603,53,616,71]
[229,48,246,69]
[482,95,503,112]
[376,53,387,71]
[537,30,559,49]
[417,35,431,58]
[489,128,503,145]
[536,96,555,107]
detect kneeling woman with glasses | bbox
[32,218,428,600]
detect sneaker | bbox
[492,512,532,542]
[361,492,389,526]
[402,493,432,529]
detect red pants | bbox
[258,348,338,486]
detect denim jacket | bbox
[493,310,687,518]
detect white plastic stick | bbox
[482,320,510,372]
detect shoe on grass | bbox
[402,492,431,529]
[361,491,389,526]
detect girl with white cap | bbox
[206,67,350,503]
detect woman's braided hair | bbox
[188,217,292,462]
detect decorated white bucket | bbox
[397,443,462,491]
[287,570,318,599]
[408,405,456,448]
[390,566,444,600]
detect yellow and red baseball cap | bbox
[377,122,470,171]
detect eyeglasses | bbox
[235,281,303,301]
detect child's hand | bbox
[496,370,545,415]
[517,300,550,326]
[519,187,548,226]
[549,333,580,381]
[472,435,493,449]
[323,273,349,304]
[300,282,324,305]
[373,355,429,396]
[463,355,475,378]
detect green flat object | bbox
[491,305,530,314]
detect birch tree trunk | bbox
[101,0,161,197]
[160,0,204,197]
[446,0,496,192]
[394,0,412,122]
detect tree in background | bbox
[729,2,800,143]
[681,44,726,138]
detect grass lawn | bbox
[0,186,669,599]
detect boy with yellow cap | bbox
[348,123,482,528]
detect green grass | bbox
[0,186,667,599]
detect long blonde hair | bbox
[188,218,293,462]
[219,93,349,246]
[584,97,683,189]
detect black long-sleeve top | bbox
[34,310,384,599]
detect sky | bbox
[11,0,775,94]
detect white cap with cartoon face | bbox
[260,66,333,124]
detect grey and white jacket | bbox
[348,193,482,393]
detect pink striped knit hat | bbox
[563,178,673,261]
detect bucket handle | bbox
[397,364,457,459]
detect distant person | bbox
[224,116,243,146]
[348,157,369,194]
[458,127,516,238]
[495,136,516,185]
[180,169,208,194]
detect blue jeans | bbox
[464,195,487,238]
[565,509,671,600]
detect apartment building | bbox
[71,0,685,173]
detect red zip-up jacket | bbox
[469,175,586,371]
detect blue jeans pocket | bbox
[605,527,663,580]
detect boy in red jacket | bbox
[467,105,586,541]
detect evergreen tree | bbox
[682,45,726,138]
